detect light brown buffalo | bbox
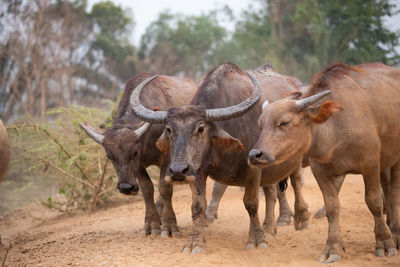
[250,62,400,263]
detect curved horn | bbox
[296,90,331,111]
[134,122,151,138]
[80,123,104,144]
[206,71,262,121]
[129,75,168,124]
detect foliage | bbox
[0,0,138,123]
[6,105,118,212]
[230,0,400,82]
[139,9,232,80]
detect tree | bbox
[0,0,138,123]
[231,0,400,82]
[138,10,231,80]
[0,0,93,122]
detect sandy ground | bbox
[0,168,399,266]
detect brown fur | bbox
[0,119,10,182]
[254,62,400,262]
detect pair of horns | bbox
[79,122,150,144]
[129,71,262,124]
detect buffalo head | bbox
[249,90,343,166]
[80,121,151,195]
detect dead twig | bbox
[1,243,12,267]
[88,155,109,213]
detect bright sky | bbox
[88,0,400,46]
[87,0,253,45]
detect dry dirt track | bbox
[0,168,399,266]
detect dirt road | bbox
[0,168,398,266]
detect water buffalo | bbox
[251,62,400,263]
[0,119,10,249]
[130,63,310,253]
[0,119,10,182]
[80,73,197,236]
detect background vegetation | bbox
[0,0,399,213]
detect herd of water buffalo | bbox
[1,61,399,264]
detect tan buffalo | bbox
[250,62,400,263]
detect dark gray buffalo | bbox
[80,73,197,236]
[250,62,400,263]
[130,63,310,253]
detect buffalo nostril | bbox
[132,184,139,192]
[117,183,133,194]
[169,164,189,175]
[181,165,189,174]
[249,149,262,160]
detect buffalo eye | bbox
[132,150,138,158]
[197,125,205,134]
[165,127,172,135]
[278,121,290,127]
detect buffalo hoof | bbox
[318,254,341,264]
[257,242,268,249]
[294,210,310,230]
[318,242,344,264]
[161,229,181,238]
[191,246,206,254]
[375,246,397,257]
[161,230,169,238]
[246,243,255,250]
[276,215,292,226]
[141,227,161,236]
[151,229,161,236]
[314,205,326,219]
[376,238,397,257]
[182,247,191,254]
[182,246,206,254]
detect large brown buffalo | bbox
[80,73,197,236]
[130,63,310,253]
[250,62,400,263]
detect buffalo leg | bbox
[262,184,277,239]
[314,175,345,219]
[136,167,161,236]
[276,180,294,226]
[362,165,396,257]
[390,161,400,249]
[381,168,391,226]
[183,173,207,254]
[244,167,266,250]
[206,181,228,223]
[312,166,345,263]
[290,167,310,230]
[159,166,180,238]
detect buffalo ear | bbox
[212,128,245,153]
[307,100,343,124]
[156,131,170,153]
